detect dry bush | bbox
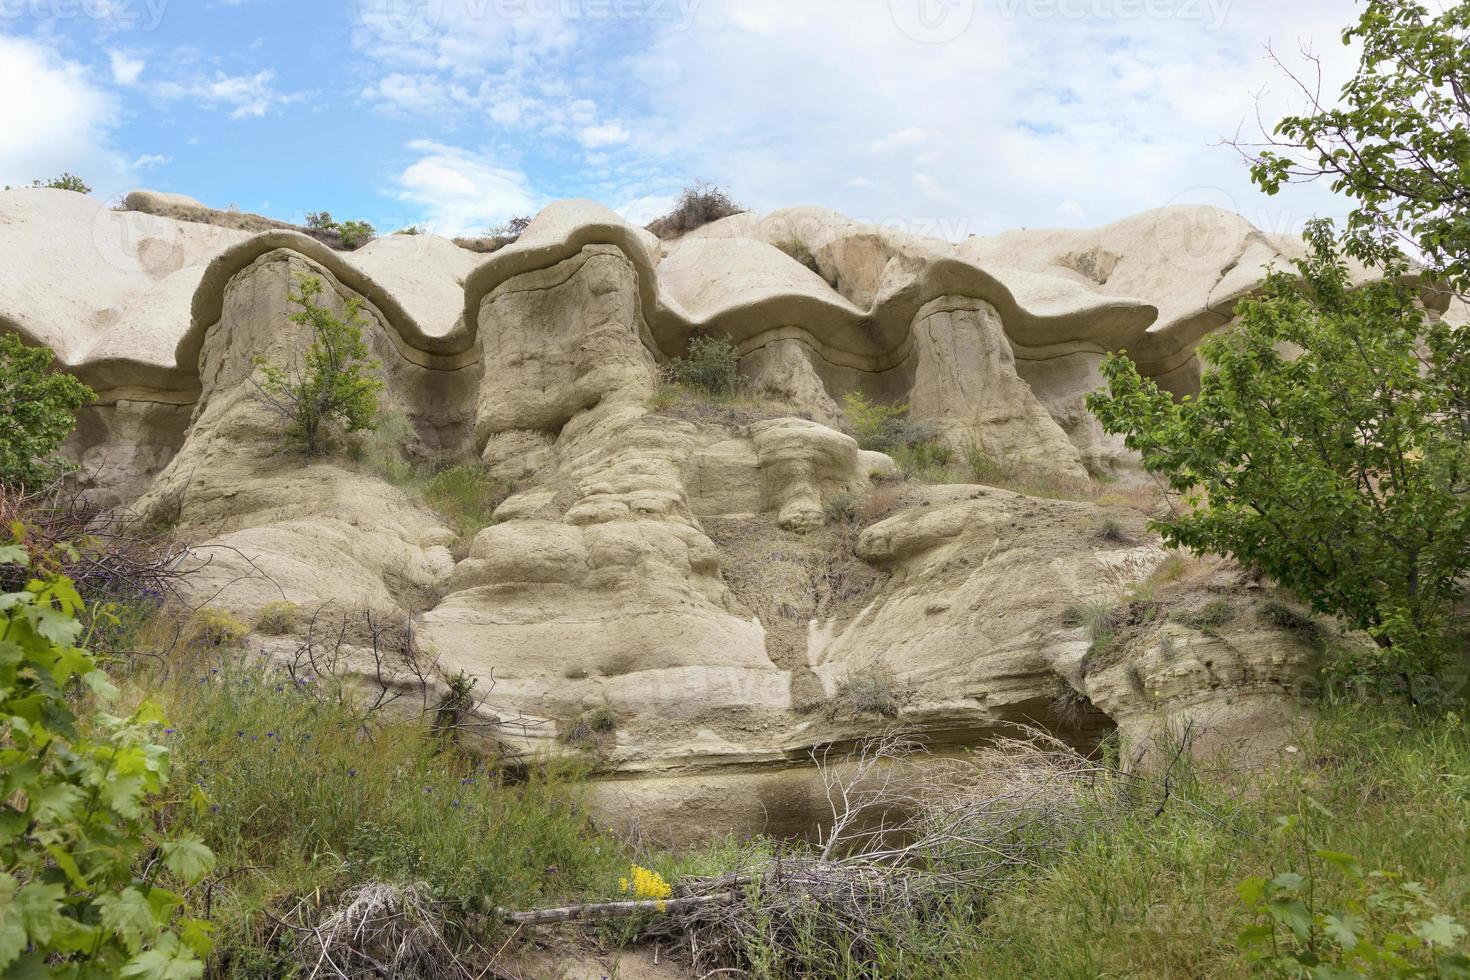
[453,214,532,254]
[288,882,477,979]
[631,733,1115,974]
[646,181,744,238]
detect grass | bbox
[350,413,513,545]
[121,651,633,976]
[831,665,908,718]
[105,600,1470,977]
[949,704,1470,977]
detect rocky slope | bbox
[0,187,1377,842]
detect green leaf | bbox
[1323,912,1364,951]
[160,835,215,887]
[97,888,159,955]
[119,933,205,980]
[1268,898,1314,943]
[27,781,85,825]
[1270,872,1307,895]
[12,882,65,946]
[0,874,27,972]
[1238,877,1267,908]
[1415,914,1467,947]
[1314,850,1364,878]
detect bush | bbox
[422,464,513,540]
[1174,598,1233,633]
[252,275,383,455]
[841,391,944,465]
[647,181,744,238]
[184,606,251,648]
[254,600,301,635]
[0,535,215,975]
[823,491,858,525]
[562,706,618,746]
[33,172,91,193]
[303,212,377,250]
[832,665,907,718]
[1089,222,1470,668]
[774,237,819,273]
[668,335,744,395]
[0,334,95,489]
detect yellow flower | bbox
[621,864,672,910]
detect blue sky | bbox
[2,0,1367,238]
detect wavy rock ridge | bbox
[2,188,1344,840]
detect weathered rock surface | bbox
[3,187,1332,841]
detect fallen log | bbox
[497,891,736,925]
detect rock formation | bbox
[0,187,1334,842]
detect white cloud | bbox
[133,153,172,168]
[345,0,1365,239]
[0,35,136,195]
[869,127,926,154]
[108,49,145,86]
[610,0,1363,237]
[154,68,303,119]
[361,72,472,117]
[391,140,539,236]
[578,123,629,149]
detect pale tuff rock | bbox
[2,187,1332,840]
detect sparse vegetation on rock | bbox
[646,180,744,238]
[666,334,744,395]
[252,275,383,455]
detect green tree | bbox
[0,334,95,489]
[1088,222,1470,667]
[0,534,216,976]
[668,335,743,395]
[1245,0,1470,293]
[253,276,383,455]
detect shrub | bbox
[1097,518,1132,545]
[1174,598,1233,633]
[832,665,907,718]
[0,334,95,489]
[774,237,819,273]
[1238,816,1470,977]
[647,181,744,238]
[252,275,383,455]
[668,335,744,395]
[304,212,377,250]
[842,391,949,479]
[32,172,91,193]
[1258,600,1326,649]
[422,463,513,540]
[823,491,858,525]
[562,706,618,746]
[335,219,376,249]
[1063,600,1120,661]
[184,606,251,648]
[254,600,301,635]
[0,535,216,975]
[1089,221,1470,669]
